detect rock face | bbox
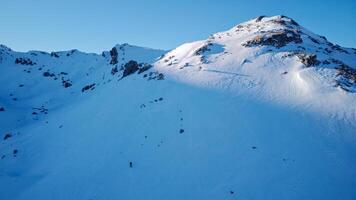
[122,60,139,78]
[338,65,356,83]
[297,53,320,67]
[109,47,118,65]
[194,43,213,55]
[243,30,302,48]
[138,64,153,74]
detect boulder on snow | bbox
[43,71,56,77]
[3,133,12,140]
[62,80,72,88]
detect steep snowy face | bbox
[155,15,356,118]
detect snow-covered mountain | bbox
[1,15,355,200]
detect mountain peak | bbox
[252,15,300,26]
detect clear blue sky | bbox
[1,0,355,53]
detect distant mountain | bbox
[0,15,355,200]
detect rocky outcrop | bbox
[138,64,153,74]
[110,47,118,65]
[336,64,356,92]
[297,53,320,67]
[122,60,139,78]
[82,84,96,92]
[243,30,302,48]
[194,43,213,55]
[51,52,60,58]
[255,15,266,22]
[111,66,118,75]
[15,58,36,65]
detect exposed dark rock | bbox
[81,84,96,92]
[322,60,331,65]
[51,52,60,58]
[280,15,300,26]
[138,64,153,74]
[320,36,328,41]
[331,44,349,54]
[331,59,343,65]
[43,71,56,77]
[111,66,118,75]
[15,58,36,65]
[143,71,165,81]
[155,73,165,80]
[337,64,356,83]
[3,133,12,140]
[66,49,77,56]
[255,15,266,22]
[297,53,320,67]
[109,47,118,65]
[309,36,320,44]
[195,43,213,55]
[122,60,139,78]
[62,80,72,88]
[241,59,252,65]
[179,129,184,134]
[243,30,302,48]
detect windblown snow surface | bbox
[1,16,356,200]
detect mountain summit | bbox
[1,15,356,200]
[155,15,356,115]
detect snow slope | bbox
[0,15,356,200]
